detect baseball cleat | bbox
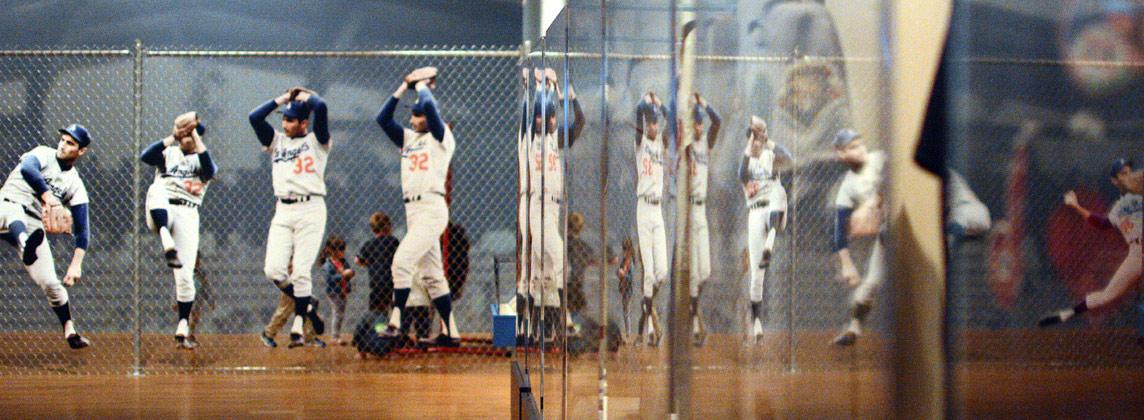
[427,334,461,348]
[307,301,325,335]
[831,331,858,347]
[22,229,44,266]
[380,325,402,338]
[164,249,183,269]
[175,335,197,350]
[66,333,90,350]
[259,332,277,348]
[306,338,327,348]
[758,249,771,269]
[1037,311,1067,327]
[693,331,707,347]
[287,333,305,349]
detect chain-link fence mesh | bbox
[0,45,521,375]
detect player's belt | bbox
[640,196,661,206]
[690,198,705,206]
[168,198,199,209]
[748,200,770,210]
[278,195,312,204]
[403,191,445,203]
[2,198,40,221]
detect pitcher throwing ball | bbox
[141,112,218,349]
[0,124,94,349]
[249,86,329,349]
[376,67,461,347]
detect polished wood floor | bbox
[0,330,1141,418]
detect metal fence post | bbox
[131,39,143,376]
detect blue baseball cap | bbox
[533,90,556,118]
[1110,157,1133,177]
[282,100,311,120]
[832,128,861,149]
[410,101,427,116]
[638,101,662,125]
[58,124,92,148]
[692,104,705,124]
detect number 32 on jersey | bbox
[293,156,316,174]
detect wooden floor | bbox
[0,330,1142,418]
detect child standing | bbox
[319,235,355,345]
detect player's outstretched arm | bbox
[376,83,408,147]
[70,203,89,251]
[567,88,585,146]
[415,82,447,141]
[705,101,721,149]
[1064,190,1115,230]
[19,155,51,197]
[249,97,284,147]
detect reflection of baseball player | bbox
[633,92,673,347]
[249,87,329,349]
[738,116,792,344]
[0,124,93,349]
[683,93,721,346]
[830,129,886,347]
[946,170,991,239]
[376,68,460,347]
[528,69,583,342]
[1039,158,1142,327]
[514,68,532,336]
[142,112,218,350]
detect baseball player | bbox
[0,124,93,349]
[682,93,721,346]
[1039,158,1142,327]
[141,112,218,350]
[633,91,673,347]
[830,128,887,347]
[737,116,792,344]
[514,67,533,339]
[375,67,461,347]
[249,86,329,349]
[527,69,583,343]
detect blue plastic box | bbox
[491,304,517,348]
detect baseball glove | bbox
[172,111,198,139]
[406,66,438,88]
[287,86,315,102]
[42,204,73,234]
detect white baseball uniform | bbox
[263,131,330,299]
[145,142,214,303]
[529,131,564,306]
[637,135,668,299]
[687,141,711,298]
[1083,192,1142,309]
[517,116,531,298]
[392,125,454,300]
[835,150,887,306]
[0,146,88,306]
[740,143,790,303]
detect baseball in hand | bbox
[1063,190,1078,208]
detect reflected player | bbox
[633,91,673,347]
[830,128,886,347]
[0,124,93,349]
[1039,158,1142,327]
[141,112,218,349]
[526,68,583,342]
[738,116,791,344]
[683,92,721,346]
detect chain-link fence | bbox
[0,44,521,375]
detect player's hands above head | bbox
[288,87,313,102]
[1063,190,1079,208]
